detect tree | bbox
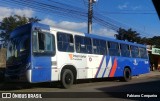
[1,15,28,33]
[28,16,41,23]
[115,28,127,40]
[115,27,160,47]
[115,28,141,43]
[0,15,28,41]
[0,15,40,47]
[150,36,160,48]
[140,37,151,45]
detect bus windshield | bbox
[7,34,30,65]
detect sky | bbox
[0,0,160,38]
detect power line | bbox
[83,0,88,8]
[99,12,156,15]
[1,0,88,20]
[92,11,152,37]
[0,0,152,37]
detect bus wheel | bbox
[61,69,74,89]
[121,68,131,82]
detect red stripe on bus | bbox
[109,58,117,77]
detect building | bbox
[147,45,160,71]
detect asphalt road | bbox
[0,71,160,101]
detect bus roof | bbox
[10,23,32,38]
[10,22,146,48]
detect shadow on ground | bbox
[0,77,118,91]
[96,76,160,101]
[0,77,160,100]
[0,81,62,91]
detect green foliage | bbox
[115,28,160,48]
[115,28,140,43]
[1,15,28,33]
[0,15,28,41]
[29,16,41,23]
[0,15,40,47]
[151,36,160,48]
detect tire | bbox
[61,69,74,89]
[121,68,131,82]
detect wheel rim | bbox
[65,73,72,84]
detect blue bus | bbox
[5,23,150,88]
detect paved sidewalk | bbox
[135,71,160,78]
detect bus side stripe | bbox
[105,57,113,77]
[102,57,110,77]
[102,68,107,78]
[109,58,117,77]
[95,56,105,78]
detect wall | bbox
[0,48,6,68]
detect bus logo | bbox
[68,54,86,60]
[89,57,92,62]
[69,54,73,60]
[133,59,138,65]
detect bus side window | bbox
[139,47,148,59]
[120,44,130,57]
[33,32,38,52]
[33,32,55,56]
[57,32,74,52]
[45,34,53,51]
[93,39,99,54]
[80,37,86,53]
[38,32,45,50]
[75,35,81,53]
[66,34,74,52]
[108,41,120,56]
[131,46,139,58]
[99,40,107,55]
[84,37,92,54]
[93,39,107,55]
[75,35,92,54]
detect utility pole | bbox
[88,0,92,34]
[88,0,96,34]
